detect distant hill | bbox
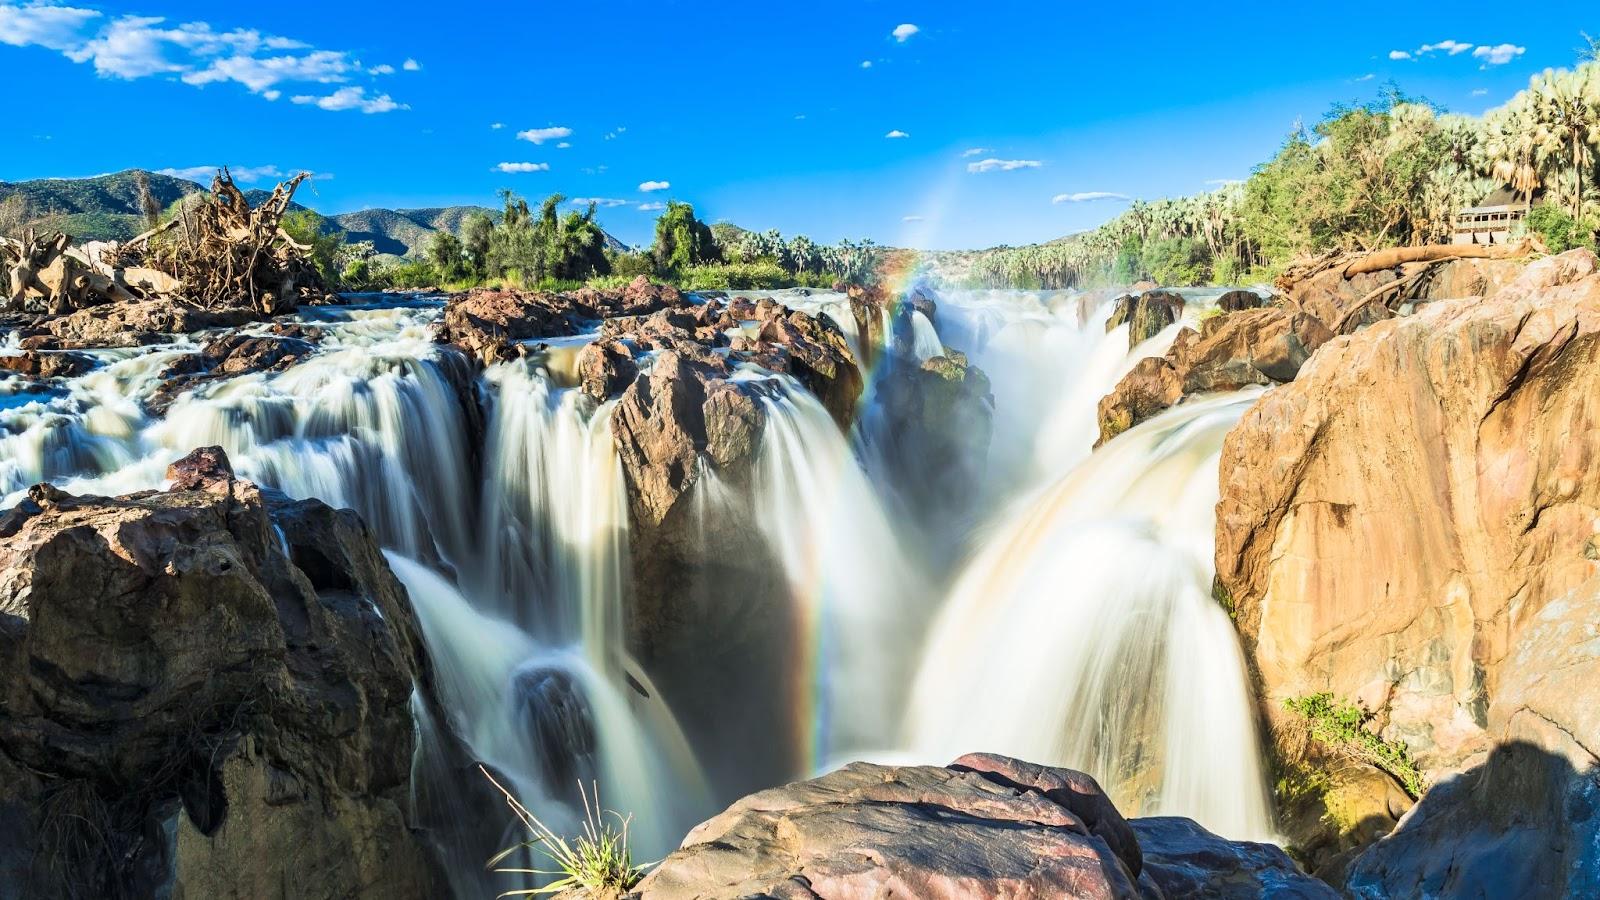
[2,170,628,258]
[0,169,204,241]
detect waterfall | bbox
[903,391,1275,840]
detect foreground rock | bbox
[630,753,1334,899]
[1214,250,1600,882]
[0,448,445,897]
[1107,289,1185,348]
[438,275,688,364]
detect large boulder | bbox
[631,753,1333,900]
[1215,250,1600,873]
[0,447,446,898]
[1108,290,1186,348]
[437,288,581,364]
[36,300,262,348]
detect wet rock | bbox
[0,349,96,379]
[1108,290,1186,348]
[165,445,235,492]
[1216,289,1267,312]
[1095,307,1332,445]
[42,300,261,348]
[632,753,1331,900]
[575,339,639,402]
[510,666,598,807]
[1134,818,1340,899]
[438,288,581,364]
[866,351,994,519]
[1215,250,1600,869]
[753,309,862,429]
[0,452,446,898]
[148,331,318,414]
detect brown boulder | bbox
[1215,250,1600,865]
[1217,289,1268,312]
[632,753,1333,900]
[1097,356,1184,447]
[43,300,261,348]
[438,288,579,364]
[0,349,96,379]
[1107,290,1186,348]
[575,339,639,402]
[0,447,446,898]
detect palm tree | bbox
[1527,65,1600,220]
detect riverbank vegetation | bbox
[968,56,1600,289]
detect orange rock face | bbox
[1215,250,1600,775]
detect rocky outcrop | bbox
[1108,289,1186,348]
[574,338,639,403]
[863,350,994,523]
[1284,256,1528,336]
[1216,289,1267,313]
[0,348,96,379]
[0,447,446,898]
[32,300,264,348]
[149,331,318,413]
[1096,307,1332,446]
[439,277,691,366]
[631,753,1334,900]
[1214,250,1600,878]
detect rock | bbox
[42,300,262,348]
[1095,307,1332,445]
[0,450,446,898]
[864,351,994,519]
[438,288,580,364]
[1284,257,1529,336]
[148,330,319,414]
[1215,249,1600,867]
[631,753,1331,900]
[0,349,96,379]
[754,309,863,429]
[575,339,639,402]
[1216,289,1267,313]
[1107,290,1186,348]
[1133,818,1340,899]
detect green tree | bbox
[651,201,719,274]
[280,209,345,286]
[427,230,467,281]
[460,211,494,277]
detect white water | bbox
[2,283,1281,882]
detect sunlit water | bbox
[1,283,1278,887]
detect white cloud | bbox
[892,23,919,42]
[156,163,286,182]
[1053,192,1130,203]
[291,86,405,113]
[518,126,572,144]
[960,147,991,157]
[1471,87,1489,96]
[902,215,924,222]
[639,180,671,192]
[1473,43,1524,66]
[638,202,665,212]
[885,129,910,139]
[967,158,1042,173]
[1419,39,1473,56]
[494,162,549,173]
[490,122,504,129]
[604,126,628,140]
[571,197,628,208]
[860,60,872,69]
[0,5,408,111]
[1353,73,1375,82]
[1388,50,1412,60]
[0,3,102,51]
[556,141,571,148]
[1204,178,1243,186]
[402,57,420,71]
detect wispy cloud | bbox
[571,197,628,208]
[967,158,1042,173]
[1388,50,1412,60]
[0,4,410,111]
[556,141,571,148]
[1473,43,1524,66]
[1204,178,1243,186]
[518,126,572,144]
[1419,39,1474,55]
[291,86,405,113]
[490,122,504,130]
[1471,87,1489,96]
[639,180,671,192]
[902,215,924,222]
[1052,192,1130,203]
[860,60,872,69]
[402,57,420,71]
[1353,73,1375,82]
[891,23,919,42]
[495,162,549,173]
[156,164,292,183]
[604,126,628,141]
[885,129,910,139]
[960,147,991,158]
[638,202,665,212]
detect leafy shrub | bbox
[1525,204,1599,254]
[1284,692,1425,799]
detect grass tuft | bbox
[480,765,651,898]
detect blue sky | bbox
[2,0,1595,249]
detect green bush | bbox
[1525,204,1599,254]
[1284,693,1425,799]
[680,261,793,290]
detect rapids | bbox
[0,282,1278,888]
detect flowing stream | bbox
[1,283,1277,888]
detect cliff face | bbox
[1213,250,1600,887]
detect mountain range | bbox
[0,169,625,258]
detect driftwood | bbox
[1341,236,1547,278]
[0,169,328,316]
